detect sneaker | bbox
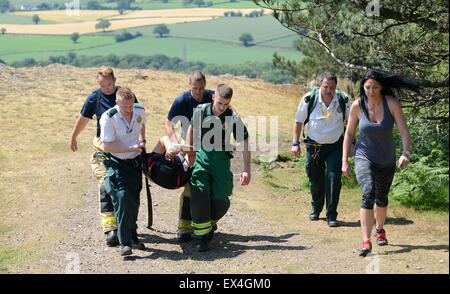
[375,228,388,246]
[359,239,372,257]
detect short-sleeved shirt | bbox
[190,103,249,152]
[295,90,351,144]
[167,90,214,139]
[100,104,146,160]
[80,86,138,136]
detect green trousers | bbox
[103,155,142,246]
[189,150,233,237]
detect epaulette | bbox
[107,108,118,117]
[134,103,144,109]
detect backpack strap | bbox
[302,87,319,139]
[96,88,101,137]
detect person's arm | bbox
[184,125,196,166]
[291,122,303,157]
[70,115,90,152]
[342,100,360,178]
[388,96,411,169]
[139,124,146,149]
[103,141,142,154]
[240,138,251,186]
[165,118,179,144]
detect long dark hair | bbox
[359,70,421,117]
[359,70,421,99]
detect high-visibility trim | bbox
[193,226,212,236]
[102,216,116,225]
[191,221,211,229]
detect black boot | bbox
[196,235,210,252]
[105,230,119,247]
[131,230,145,250]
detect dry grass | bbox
[4,8,271,35]
[0,64,447,274]
[0,64,300,272]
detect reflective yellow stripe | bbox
[102,216,116,225]
[192,221,211,229]
[193,227,212,236]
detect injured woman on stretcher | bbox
[142,136,195,190]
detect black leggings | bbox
[354,158,395,210]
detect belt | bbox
[105,153,141,167]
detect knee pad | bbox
[211,198,230,221]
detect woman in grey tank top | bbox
[341,70,419,257]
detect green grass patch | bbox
[0,35,116,61]
[0,247,19,272]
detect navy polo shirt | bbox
[80,86,138,136]
[167,89,214,139]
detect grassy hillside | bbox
[0,64,448,273]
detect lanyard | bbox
[120,116,135,134]
[320,101,337,119]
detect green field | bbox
[0,14,303,64]
[7,0,260,10]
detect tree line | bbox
[253,0,448,211]
[4,53,293,84]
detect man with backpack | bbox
[291,72,352,227]
[69,67,139,246]
[165,70,214,243]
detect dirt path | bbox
[39,154,449,275]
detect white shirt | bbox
[100,105,146,159]
[295,90,351,144]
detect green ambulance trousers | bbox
[103,155,142,246]
[90,136,117,233]
[189,150,234,237]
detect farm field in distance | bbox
[0,11,303,65]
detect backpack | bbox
[303,87,349,138]
[142,152,193,190]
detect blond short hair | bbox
[189,70,206,84]
[116,87,134,102]
[97,66,115,79]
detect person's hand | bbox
[186,153,196,167]
[138,140,146,149]
[70,137,78,152]
[291,145,300,158]
[398,154,410,169]
[342,160,352,178]
[130,144,143,153]
[240,171,251,186]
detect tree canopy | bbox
[254,0,449,124]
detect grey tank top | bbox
[355,96,396,168]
